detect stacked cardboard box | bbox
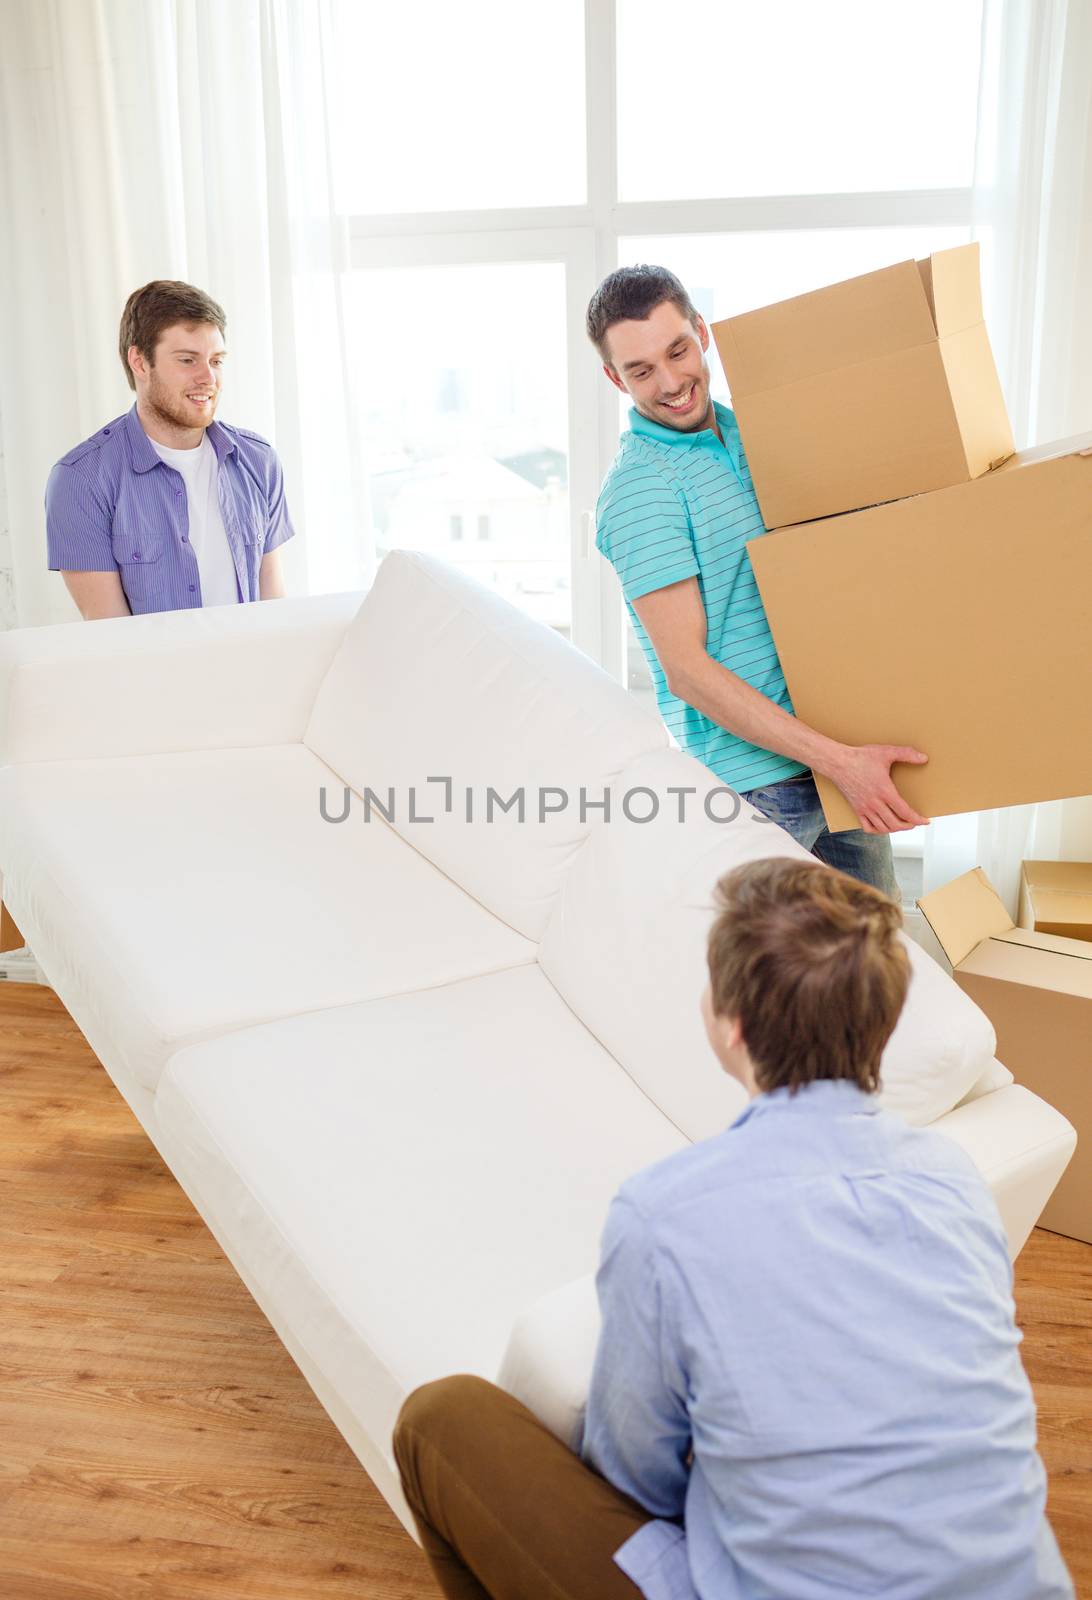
[1018,860,1092,944]
[710,244,1092,834]
[918,868,1089,1244]
[712,243,1014,530]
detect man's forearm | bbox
[669,651,845,780]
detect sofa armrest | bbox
[0,592,363,764]
[496,1273,600,1452]
[930,1083,1077,1257]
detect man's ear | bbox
[695,314,710,352]
[603,362,627,395]
[127,344,147,382]
[720,1012,745,1054]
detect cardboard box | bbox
[711,243,1014,529]
[1018,860,1092,944]
[917,867,1088,1243]
[747,433,1092,832]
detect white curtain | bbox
[0,0,373,629]
[922,0,1092,909]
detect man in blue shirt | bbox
[587,264,931,894]
[46,279,295,619]
[394,856,1072,1599]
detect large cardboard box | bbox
[711,243,1014,529]
[1018,860,1092,944]
[747,433,1092,832]
[917,867,1088,1243]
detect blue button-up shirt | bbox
[582,1080,1073,1600]
[45,404,295,614]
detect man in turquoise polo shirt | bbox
[587,264,929,896]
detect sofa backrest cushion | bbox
[539,747,998,1136]
[304,552,667,940]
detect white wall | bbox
[0,403,14,630]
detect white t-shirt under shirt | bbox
[149,434,241,606]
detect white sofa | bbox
[0,551,1076,1535]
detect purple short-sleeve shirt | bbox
[45,404,296,614]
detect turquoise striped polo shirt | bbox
[596,400,807,794]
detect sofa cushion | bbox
[0,744,535,1093]
[539,747,998,1135]
[154,966,688,1495]
[956,1057,1015,1107]
[303,552,667,940]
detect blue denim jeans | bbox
[740,772,900,901]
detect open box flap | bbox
[938,322,1015,475]
[961,925,1092,1002]
[990,926,1092,961]
[919,242,985,337]
[916,867,1014,968]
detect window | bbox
[344,262,572,634]
[617,1,982,202]
[331,0,585,214]
[336,0,985,843]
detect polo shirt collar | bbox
[124,402,237,473]
[629,400,740,471]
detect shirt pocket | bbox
[111,531,165,569]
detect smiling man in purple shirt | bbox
[46,279,295,619]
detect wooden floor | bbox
[1,984,1089,1599]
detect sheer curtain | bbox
[0,0,372,629]
[922,0,1092,909]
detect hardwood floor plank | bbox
[0,1534,429,1600]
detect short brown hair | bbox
[118,280,226,391]
[707,858,909,1096]
[586,264,699,362]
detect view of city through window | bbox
[345,263,572,637]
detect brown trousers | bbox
[393,1375,654,1600]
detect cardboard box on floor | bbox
[746,433,1092,832]
[917,867,1088,1243]
[1018,861,1092,944]
[711,243,1014,530]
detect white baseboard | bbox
[0,947,45,984]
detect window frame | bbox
[346,0,976,688]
